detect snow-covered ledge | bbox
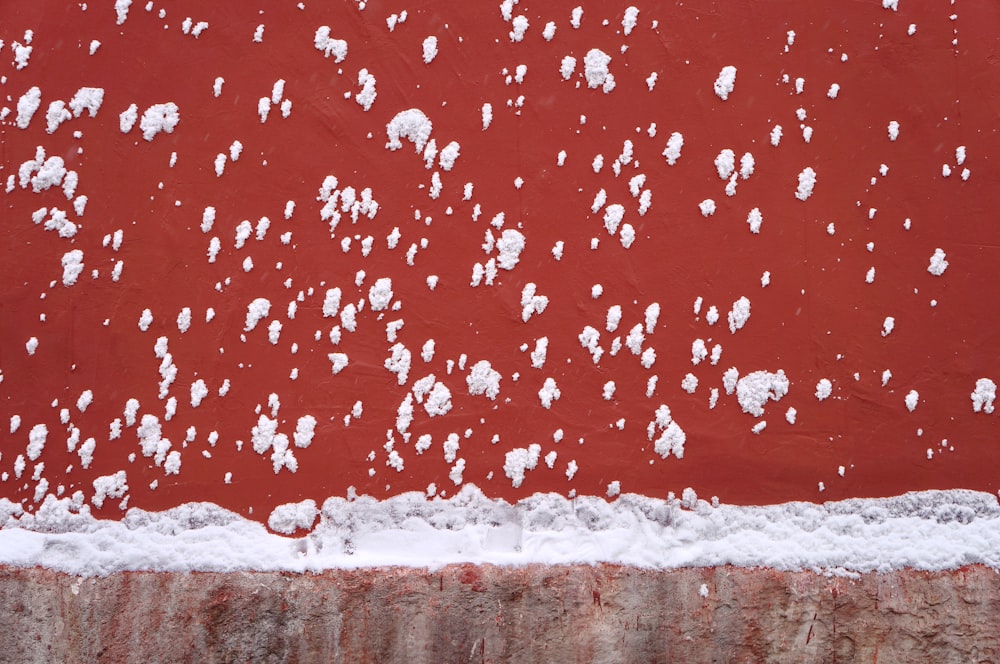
[2,486,1000,575]
[4,488,1000,660]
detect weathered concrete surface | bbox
[1,564,998,663]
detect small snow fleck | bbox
[770,125,783,147]
[467,360,502,399]
[538,377,561,409]
[882,317,895,337]
[727,296,751,333]
[888,121,900,141]
[422,36,439,63]
[583,49,612,90]
[927,248,948,276]
[735,370,789,417]
[795,167,817,201]
[713,66,737,101]
[386,108,433,153]
[815,379,833,401]
[971,378,996,414]
[504,444,541,488]
[314,27,348,62]
[509,15,528,41]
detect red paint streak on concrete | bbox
[2,564,1000,662]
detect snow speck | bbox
[770,125,783,147]
[439,141,461,171]
[368,277,393,311]
[467,360,502,400]
[560,56,577,81]
[815,379,833,401]
[27,424,48,460]
[583,49,612,90]
[713,66,737,101]
[244,298,271,331]
[538,377,561,409]
[61,250,84,286]
[314,27,348,62]
[69,87,105,118]
[735,370,790,417]
[16,87,42,129]
[795,167,817,201]
[663,132,684,165]
[714,149,735,180]
[386,108,433,153]
[927,248,948,276]
[115,0,133,25]
[92,470,128,508]
[176,307,192,333]
[622,7,639,35]
[504,444,541,488]
[139,103,180,141]
[356,69,377,111]
[888,121,900,141]
[882,317,895,337]
[971,378,996,414]
[509,16,528,42]
[727,296,751,333]
[422,36,439,63]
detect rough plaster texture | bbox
[0,564,998,663]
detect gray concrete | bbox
[1,564,998,663]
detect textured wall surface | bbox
[1,564,998,663]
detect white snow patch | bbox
[314,27,348,62]
[713,66,737,101]
[386,109,433,153]
[927,248,948,276]
[971,379,996,414]
[735,371,789,417]
[139,103,180,141]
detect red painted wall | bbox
[2,0,998,523]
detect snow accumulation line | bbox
[2,486,1000,577]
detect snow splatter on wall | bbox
[0,0,998,530]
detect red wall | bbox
[2,0,998,523]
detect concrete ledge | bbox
[2,564,999,662]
